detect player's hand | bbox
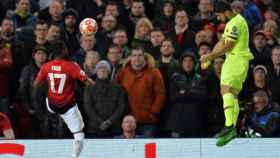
[99,120,112,131]
[200,54,212,70]
[200,54,212,63]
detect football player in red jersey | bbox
[0,112,15,140]
[34,41,94,158]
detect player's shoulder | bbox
[63,61,81,70]
[42,60,57,67]
[231,14,246,25]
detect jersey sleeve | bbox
[223,20,239,41]
[71,63,88,82]
[0,114,12,131]
[35,65,47,84]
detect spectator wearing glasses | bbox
[243,90,280,137]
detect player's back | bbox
[42,59,83,107]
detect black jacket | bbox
[165,70,207,137]
[83,79,127,134]
[18,62,47,120]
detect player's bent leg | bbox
[221,85,237,127]
[60,105,84,133]
[60,105,85,158]
[216,85,238,146]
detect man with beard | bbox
[61,8,80,55]
[125,0,146,40]
[95,15,119,57]
[0,17,24,110]
[112,29,130,57]
[156,39,179,137]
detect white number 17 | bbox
[48,73,66,94]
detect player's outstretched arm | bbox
[200,38,235,63]
[83,78,95,86]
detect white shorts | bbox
[46,98,84,133]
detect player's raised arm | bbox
[83,77,95,86]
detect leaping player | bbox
[34,41,94,158]
[200,2,255,146]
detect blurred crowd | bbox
[0,0,280,139]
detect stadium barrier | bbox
[0,138,280,158]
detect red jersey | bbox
[0,112,11,132]
[35,59,88,107]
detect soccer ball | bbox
[79,18,98,36]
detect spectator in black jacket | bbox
[112,29,130,57]
[10,0,37,29]
[156,38,179,137]
[18,45,48,138]
[61,8,80,55]
[126,0,146,40]
[106,44,123,81]
[0,17,25,104]
[150,28,165,60]
[267,46,280,105]
[23,20,51,65]
[165,51,207,138]
[83,60,127,138]
[95,15,119,57]
[171,9,196,57]
[153,1,175,35]
[250,30,271,67]
[72,34,96,67]
[191,0,216,32]
[205,56,225,137]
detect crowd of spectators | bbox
[0,0,280,139]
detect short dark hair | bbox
[175,7,187,15]
[130,45,144,54]
[215,1,231,13]
[253,90,269,102]
[49,22,60,28]
[107,1,118,7]
[1,17,13,25]
[50,40,69,59]
[35,20,48,28]
[16,0,29,4]
[151,27,164,34]
[114,29,127,36]
[108,44,122,51]
[132,0,144,5]
[162,38,174,46]
[272,45,280,52]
